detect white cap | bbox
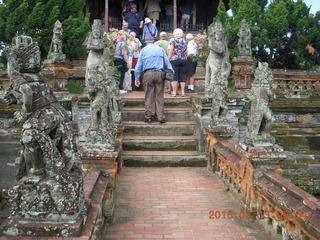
[144,17,152,25]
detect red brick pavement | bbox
[103,168,279,240]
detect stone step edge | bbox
[122,107,192,111]
[124,136,197,140]
[122,121,196,125]
[122,151,205,156]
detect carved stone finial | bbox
[205,21,231,97]
[87,19,105,50]
[241,62,275,147]
[236,19,252,60]
[6,35,41,75]
[3,35,85,228]
[46,20,66,63]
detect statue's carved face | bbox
[92,28,101,39]
[214,31,223,41]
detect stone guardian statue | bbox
[3,35,85,226]
[237,19,252,59]
[243,62,275,146]
[205,21,231,97]
[45,20,66,63]
[85,19,121,150]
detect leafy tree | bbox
[0,0,89,61]
[211,0,320,69]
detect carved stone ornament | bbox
[236,19,252,60]
[85,63,120,149]
[205,21,231,97]
[242,62,275,147]
[3,36,85,224]
[86,19,105,51]
[45,20,66,63]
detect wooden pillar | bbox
[104,0,109,32]
[173,0,177,30]
[193,1,196,25]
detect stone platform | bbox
[0,170,113,240]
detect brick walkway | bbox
[103,168,277,240]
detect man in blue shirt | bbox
[135,39,174,123]
[124,4,143,38]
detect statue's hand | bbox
[3,93,16,105]
[14,111,29,123]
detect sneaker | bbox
[186,89,194,93]
[119,90,127,94]
[159,119,166,124]
[144,118,152,123]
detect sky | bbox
[303,0,320,14]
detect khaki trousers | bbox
[142,71,165,120]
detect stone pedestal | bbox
[42,63,71,90]
[205,126,234,172]
[80,125,123,187]
[232,58,256,89]
[0,170,114,240]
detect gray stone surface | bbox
[2,35,85,225]
[45,20,66,63]
[242,62,275,146]
[84,19,121,150]
[236,19,252,60]
[205,21,231,97]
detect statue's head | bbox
[53,20,62,34]
[211,21,224,41]
[92,19,103,39]
[253,62,273,88]
[6,35,41,76]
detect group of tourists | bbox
[113,26,198,95]
[112,21,199,124]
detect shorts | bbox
[170,59,188,83]
[182,14,191,20]
[148,11,159,21]
[186,57,197,77]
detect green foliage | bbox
[0,188,9,209]
[0,0,89,62]
[210,0,320,69]
[65,82,85,94]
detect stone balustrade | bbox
[206,128,320,240]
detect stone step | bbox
[122,107,193,121]
[123,136,198,151]
[123,121,195,136]
[121,96,191,108]
[122,151,207,167]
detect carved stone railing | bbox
[272,69,320,97]
[206,128,320,240]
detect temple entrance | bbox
[85,0,227,32]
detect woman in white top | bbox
[185,33,198,93]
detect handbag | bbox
[161,68,174,81]
[161,58,174,80]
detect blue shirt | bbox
[134,44,174,81]
[143,24,158,41]
[124,11,143,29]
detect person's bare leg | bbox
[171,81,178,96]
[180,82,186,96]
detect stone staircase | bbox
[121,92,207,167]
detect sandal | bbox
[171,93,177,97]
[180,93,186,97]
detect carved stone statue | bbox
[86,19,108,77]
[3,36,85,223]
[205,21,231,96]
[243,62,275,146]
[85,19,120,150]
[85,64,119,148]
[46,20,66,63]
[237,19,252,59]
